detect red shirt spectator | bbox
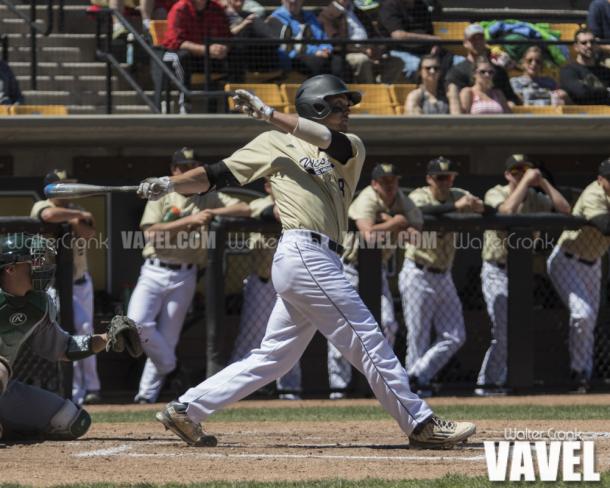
[163,0,231,51]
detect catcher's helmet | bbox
[295,75,361,120]
[0,233,56,291]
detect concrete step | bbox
[67,104,154,114]
[22,89,156,106]
[6,33,97,50]
[17,74,121,91]
[9,61,111,77]
[7,46,87,63]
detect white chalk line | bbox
[74,444,485,462]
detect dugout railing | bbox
[0,218,73,398]
[205,212,610,396]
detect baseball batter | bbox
[230,188,302,399]
[477,155,570,396]
[547,159,610,393]
[399,157,484,396]
[31,169,100,406]
[139,74,475,449]
[329,163,423,399]
[0,233,141,441]
[128,148,250,404]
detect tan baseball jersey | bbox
[482,185,552,264]
[342,185,423,265]
[558,180,610,261]
[248,195,276,280]
[403,186,471,270]
[31,200,89,280]
[223,130,366,243]
[141,191,240,266]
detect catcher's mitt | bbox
[105,315,143,358]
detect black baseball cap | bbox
[505,154,535,171]
[598,158,610,177]
[427,156,458,175]
[44,169,77,186]
[371,163,401,180]
[172,147,200,165]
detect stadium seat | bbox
[149,20,167,47]
[347,84,396,115]
[389,84,418,114]
[511,106,562,115]
[225,84,288,112]
[550,23,582,59]
[433,21,468,56]
[280,83,300,113]
[560,105,610,115]
[0,106,10,116]
[11,105,68,115]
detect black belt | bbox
[307,232,345,256]
[564,252,595,267]
[414,262,445,274]
[148,259,194,270]
[74,275,87,285]
[486,261,506,270]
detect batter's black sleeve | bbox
[204,161,240,190]
[325,130,353,165]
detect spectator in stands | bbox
[587,0,610,64]
[560,28,610,105]
[445,23,519,106]
[225,0,280,73]
[0,60,24,105]
[405,54,460,114]
[317,0,404,83]
[160,0,240,112]
[510,46,569,106]
[459,57,511,114]
[268,0,349,79]
[378,0,456,82]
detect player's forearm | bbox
[540,180,571,214]
[499,182,529,214]
[170,166,211,194]
[145,218,194,236]
[40,207,85,223]
[209,202,251,218]
[91,334,108,354]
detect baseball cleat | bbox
[155,401,217,447]
[408,415,476,450]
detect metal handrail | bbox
[0,0,55,89]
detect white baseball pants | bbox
[477,261,508,387]
[547,247,601,378]
[328,262,399,391]
[180,229,432,434]
[72,273,100,405]
[128,260,197,402]
[399,259,466,385]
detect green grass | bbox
[90,403,610,424]
[2,474,610,488]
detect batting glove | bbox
[233,89,274,122]
[137,176,174,200]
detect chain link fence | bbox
[206,211,610,396]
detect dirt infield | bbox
[2,395,609,486]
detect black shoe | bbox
[474,385,509,397]
[569,370,590,394]
[83,391,102,405]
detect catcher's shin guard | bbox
[156,401,217,447]
[45,400,91,440]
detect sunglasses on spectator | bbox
[509,165,531,175]
[423,65,441,72]
[431,174,453,182]
[525,57,542,64]
[476,69,495,76]
[578,39,595,46]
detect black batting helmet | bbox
[295,75,361,120]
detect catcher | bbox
[0,233,142,441]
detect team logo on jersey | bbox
[9,312,27,326]
[299,156,334,176]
